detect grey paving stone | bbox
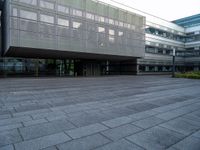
[23,119,48,126]
[0,130,22,147]
[128,110,158,121]
[41,146,57,150]
[57,134,110,150]
[156,103,200,120]
[0,145,14,150]
[127,102,158,112]
[102,116,133,128]
[15,132,71,150]
[126,126,185,150]
[67,112,109,127]
[192,130,200,139]
[0,116,32,126]
[19,119,75,140]
[159,118,200,135]
[0,123,22,131]
[66,123,108,139]
[172,136,200,150]
[94,139,144,150]
[0,114,11,120]
[166,147,179,150]
[183,114,200,123]
[101,124,142,141]
[132,116,165,129]
[31,111,66,120]
[13,109,50,117]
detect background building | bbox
[0,0,199,77]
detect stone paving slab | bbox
[126,126,185,150]
[94,139,144,150]
[14,132,71,150]
[0,76,200,150]
[57,134,110,150]
[65,123,108,139]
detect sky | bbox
[100,0,200,21]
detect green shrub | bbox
[175,71,200,79]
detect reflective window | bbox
[40,0,54,9]
[20,10,37,20]
[57,5,69,14]
[12,8,18,17]
[40,14,54,24]
[19,0,37,5]
[86,13,94,20]
[72,9,82,17]
[109,36,115,43]
[109,19,114,25]
[73,21,82,29]
[114,20,119,26]
[58,18,69,27]
[119,22,123,27]
[118,31,123,36]
[96,16,105,22]
[109,29,115,35]
[98,27,105,33]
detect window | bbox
[118,31,123,36]
[86,13,94,20]
[96,16,105,22]
[73,21,82,29]
[58,18,69,27]
[98,27,105,33]
[19,0,37,5]
[109,29,115,35]
[20,10,37,20]
[131,25,136,30]
[58,5,69,14]
[72,9,82,17]
[40,0,54,9]
[12,8,18,17]
[114,20,119,26]
[40,14,54,24]
[109,19,114,25]
[119,22,123,27]
[109,36,115,43]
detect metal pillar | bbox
[172,48,176,78]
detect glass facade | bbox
[146,26,185,42]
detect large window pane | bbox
[40,14,54,24]
[98,27,105,33]
[73,21,82,29]
[40,0,54,9]
[58,18,69,27]
[58,5,69,14]
[20,10,37,20]
[19,0,37,5]
[12,8,18,17]
[86,13,95,20]
[72,9,82,17]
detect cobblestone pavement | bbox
[0,76,200,150]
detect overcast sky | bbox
[100,0,200,21]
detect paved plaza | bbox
[0,76,200,150]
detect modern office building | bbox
[0,0,199,77]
